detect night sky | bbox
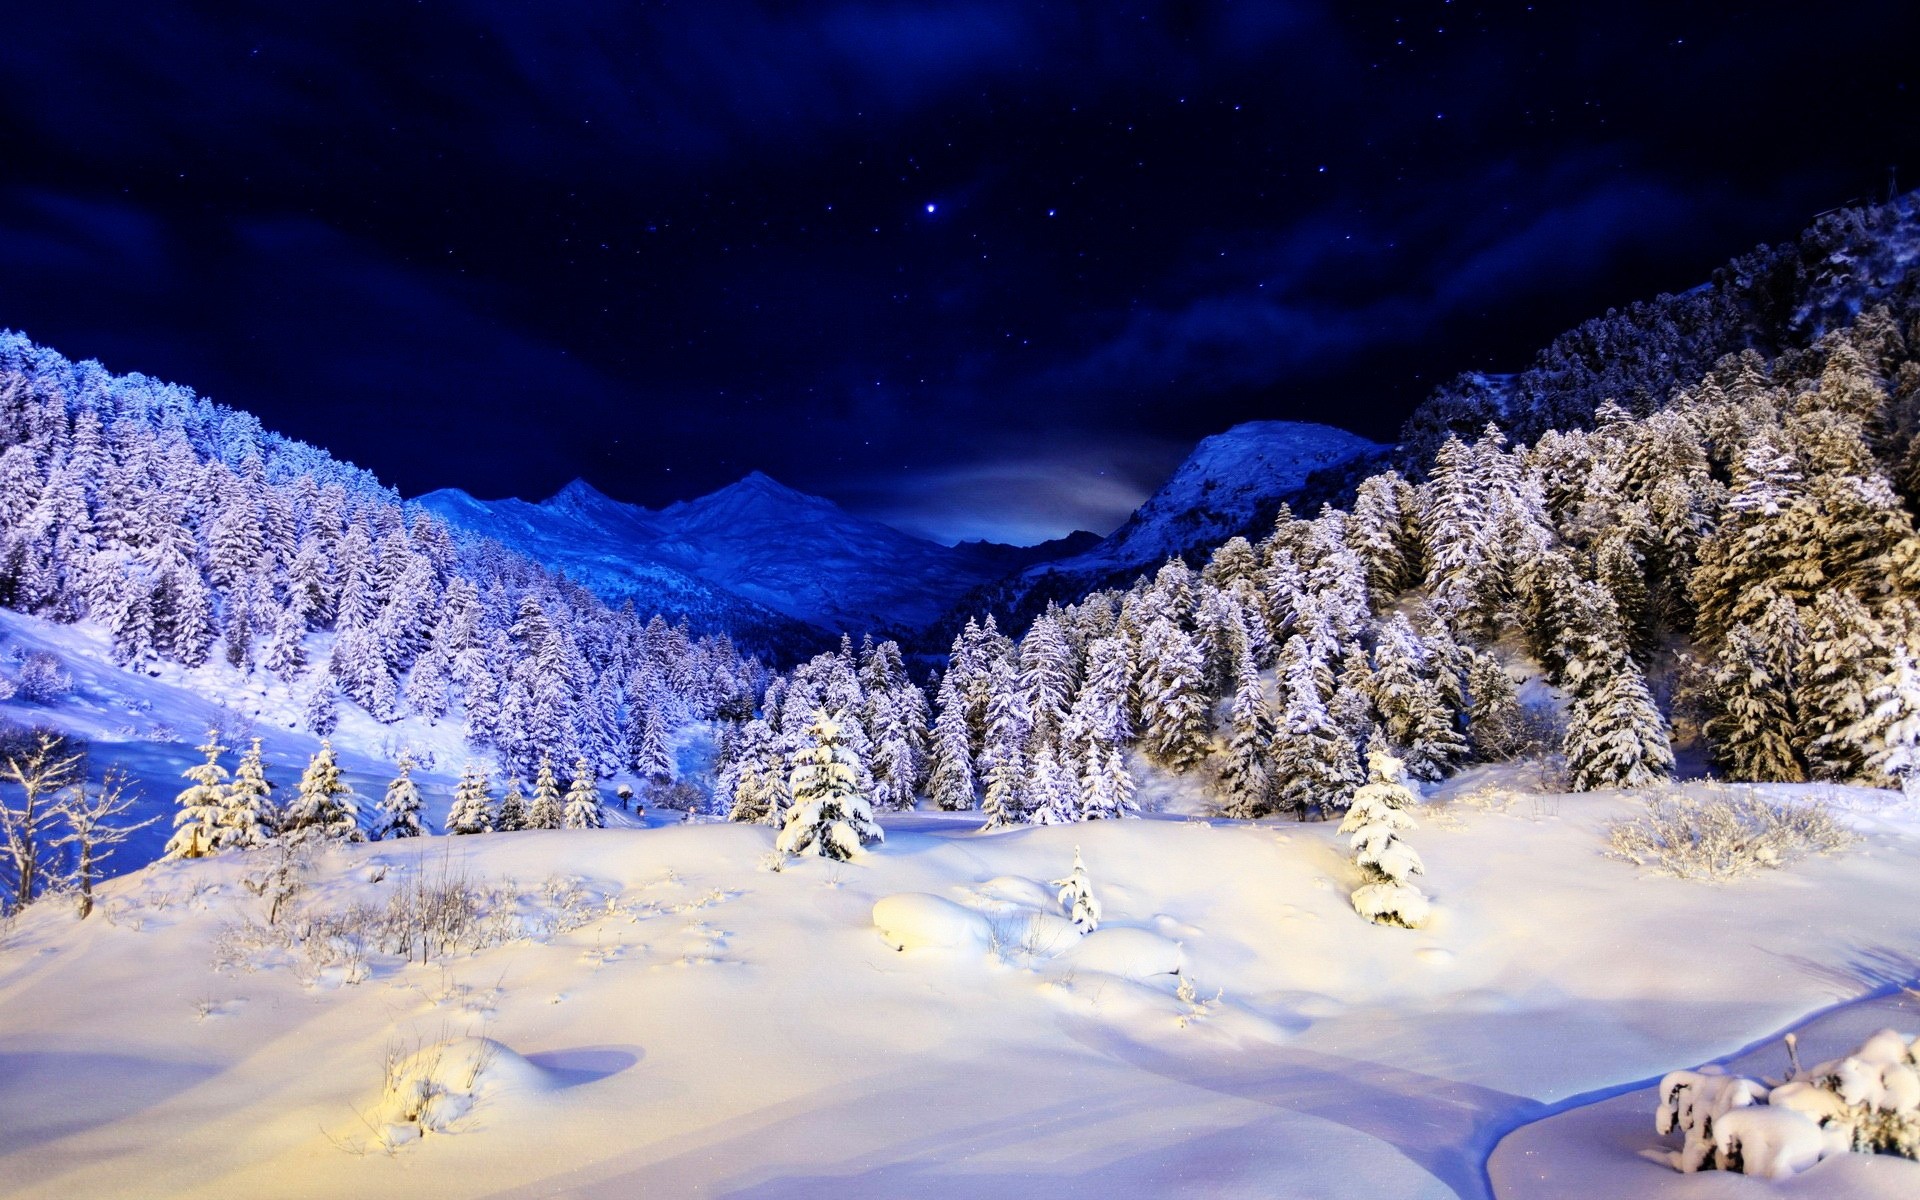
[2,3,1916,544]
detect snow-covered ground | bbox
[4,769,1918,1198]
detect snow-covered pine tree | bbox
[776,710,883,860]
[563,757,605,829]
[1273,639,1362,817]
[445,764,495,835]
[1078,745,1137,820]
[495,777,528,831]
[1706,617,1804,783]
[1025,744,1078,825]
[376,753,427,839]
[1063,634,1133,749]
[163,734,230,859]
[285,740,364,843]
[1052,847,1101,933]
[1218,649,1276,818]
[1798,589,1882,781]
[926,675,978,811]
[1337,749,1429,928]
[302,667,340,738]
[1853,646,1920,801]
[527,756,565,829]
[1136,618,1211,772]
[1463,649,1527,761]
[1565,654,1674,791]
[868,690,920,812]
[221,737,275,849]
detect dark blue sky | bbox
[1,2,1916,543]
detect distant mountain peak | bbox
[546,476,617,507]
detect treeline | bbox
[0,332,766,781]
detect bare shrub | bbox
[1606,787,1856,881]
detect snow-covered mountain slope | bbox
[418,473,1061,648]
[4,775,1917,1197]
[932,420,1383,641]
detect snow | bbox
[5,772,1920,1197]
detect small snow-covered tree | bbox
[495,778,528,832]
[1025,744,1078,826]
[222,737,276,849]
[376,753,427,839]
[1464,650,1527,761]
[285,741,364,843]
[925,682,977,811]
[164,734,230,860]
[446,764,494,835]
[52,768,154,919]
[1338,749,1429,928]
[1218,651,1275,818]
[1052,847,1101,933]
[527,756,565,829]
[776,710,883,860]
[0,733,82,910]
[563,758,605,829]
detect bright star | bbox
[925,203,937,214]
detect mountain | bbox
[923,420,1385,642]
[417,472,1071,650]
[421,423,1382,654]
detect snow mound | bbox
[370,1035,552,1147]
[1062,926,1184,983]
[871,893,995,952]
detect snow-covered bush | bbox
[14,652,72,703]
[1654,1030,1920,1179]
[1338,749,1430,928]
[1605,786,1855,880]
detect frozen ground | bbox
[3,768,1919,1198]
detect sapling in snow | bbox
[1338,749,1430,928]
[445,764,494,835]
[1053,846,1101,933]
[527,756,565,829]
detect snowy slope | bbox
[2,774,1917,1197]
[936,420,1383,639]
[418,474,1050,645]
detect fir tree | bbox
[1078,745,1138,820]
[495,777,529,831]
[285,741,364,842]
[1706,619,1804,782]
[164,734,230,859]
[1853,647,1920,800]
[445,764,495,835]
[776,710,883,860]
[1338,750,1430,928]
[1799,589,1882,781]
[1218,650,1275,818]
[527,756,565,829]
[1565,656,1674,791]
[375,753,427,839]
[1273,640,1362,816]
[221,737,275,849]
[1025,744,1079,826]
[562,758,605,829]
[1463,650,1527,761]
[1052,847,1101,933]
[1137,619,1211,772]
[926,678,978,811]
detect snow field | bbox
[3,775,1920,1196]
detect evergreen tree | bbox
[1565,656,1674,791]
[527,756,565,829]
[1273,639,1361,816]
[723,718,789,825]
[285,741,364,842]
[1799,589,1883,781]
[1338,749,1429,928]
[563,757,605,829]
[302,668,339,738]
[926,677,978,811]
[495,777,529,832]
[221,737,275,849]
[1706,619,1805,782]
[446,764,495,835]
[1052,847,1101,933]
[1137,619,1210,772]
[1218,650,1275,818]
[376,753,427,839]
[1853,646,1920,800]
[1463,650,1527,761]
[1078,745,1138,820]
[776,710,883,860]
[1025,744,1079,826]
[163,734,230,859]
